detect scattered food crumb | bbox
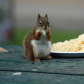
[12,72,21,75]
[42,63,43,64]
[49,63,50,65]
[9,48,13,50]
[32,69,37,72]
[32,61,34,64]
[0,47,8,52]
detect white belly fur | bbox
[31,30,51,59]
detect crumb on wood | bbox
[32,61,34,64]
[0,47,8,52]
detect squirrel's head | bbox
[37,13,50,30]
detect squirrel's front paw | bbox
[38,31,42,36]
[46,30,51,35]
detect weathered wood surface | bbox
[0,45,84,84]
[0,71,84,84]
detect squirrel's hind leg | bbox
[34,58,40,61]
[31,44,40,61]
[44,55,52,59]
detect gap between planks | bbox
[0,69,84,77]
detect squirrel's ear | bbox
[45,14,48,18]
[38,13,41,19]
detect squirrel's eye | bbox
[39,21,42,25]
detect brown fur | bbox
[46,29,51,40]
[34,26,42,40]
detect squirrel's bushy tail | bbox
[23,31,33,46]
[23,31,32,59]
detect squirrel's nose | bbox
[45,25,47,30]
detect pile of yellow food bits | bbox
[51,34,84,52]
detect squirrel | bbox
[23,14,52,61]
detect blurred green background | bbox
[1,27,82,46]
[13,28,83,45]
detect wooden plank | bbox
[0,71,84,84]
[0,51,84,75]
[0,45,84,75]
